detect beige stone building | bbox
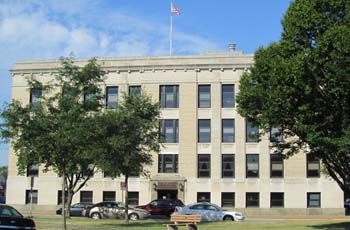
[7,47,344,215]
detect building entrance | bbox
[157,190,178,199]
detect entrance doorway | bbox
[157,190,178,199]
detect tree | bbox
[0,58,105,229]
[237,0,350,200]
[0,166,7,195]
[96,92,160,223]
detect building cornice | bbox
[10,53,254,76]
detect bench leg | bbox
[187,224,197,230]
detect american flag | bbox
[171,4,180,15]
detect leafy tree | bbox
[0,58,105,229]
[0,166,7,195]
[237,0,350,199]
[96,93,160,223]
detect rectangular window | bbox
[160,119,179,143]
[198,85,211,108]
[27,165,39,177]
[222,84,235,108]
[307,155,320,177]
[25,190,38,204]
[128,192,139,206]
[106,86,118,109]
[307,192,321,208]
[270,126,283,143]
[198,154,210,178]
[270,192,284,207]
[103,191,116,202]
[270,154,284,178]
[198,119,211,143]
[129,85,141,96]
[246,154,259,178]
[246,121,259,143]
[158,154,178,173]
[222,154,235,178]
[160,85,179,108]
[30,88,42,107]
[197,192,210,203]
[246,192,259,208]
[222,119,235,143]
[57,190,68,205]
[221,192,235,207]
[80,191,93,203]
[82,165,94,178]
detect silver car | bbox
[174,202,244,222]
[87,201,150,220]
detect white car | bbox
[174,202,244,222]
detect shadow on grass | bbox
[308,222,350,230]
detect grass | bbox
[33,217,350,230]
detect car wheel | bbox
[223,215,234,221]
[91,212,101,220]
[128,213,139,221]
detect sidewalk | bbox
[246,215,350,222]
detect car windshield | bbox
[0,206,23,217]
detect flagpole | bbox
[170,0,173,56]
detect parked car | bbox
[84,201,150,220]
[56,202,93,216]
[0,204,36,229]
[136,199,184,216]
[174,202,244,222]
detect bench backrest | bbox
[170,214,202,223]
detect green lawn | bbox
[33,217,350,230]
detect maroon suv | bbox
[135,199,184,216]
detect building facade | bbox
[7,48,344,215]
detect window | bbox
[246,154,259,178]
[82,165,94,178]
[106,86,118,109]
[198,85,211,108]
[57,190,68,205]
[84,89,95,102]
[222,154,235,178]
[103,191,116,202]
[80,191,93,203]
[270,193,284,207]
[160,119,179,143]
[27,165,39,177]
[270,126,283,143]
[307,193,321,208]
[158,154,178,173]
[30,88,42,107]
[270,154,284,178]
[246,121,259,142]
[307,155,320,177]
[246,192,259,208]
[222,84,235,108]
[197,192,210,203]
[128,192,139,206]
[221,192,235,207]
[129,85,141,96]
[198,154,210,178]
[222,119,235,143]
[160,85,179,108]
[25,190,38,204]
[198,119,211,143]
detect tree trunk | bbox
[66,187,73,218]
[124,175,129,224]
[344,189,350,216]
[62,172,67,230]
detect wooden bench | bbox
[164,214,202,230]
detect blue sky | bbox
[0,0,291,166]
